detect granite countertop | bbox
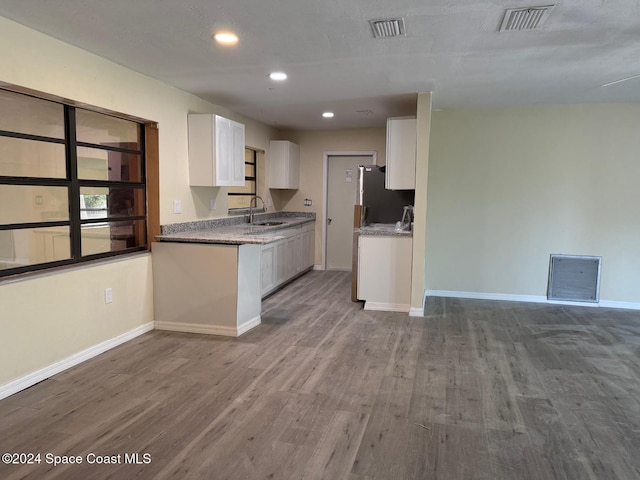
[156,212,315,245]
[357,223,413,237]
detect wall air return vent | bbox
[370,18,406,38]
[500,5,555,32]
[547,254,601,303]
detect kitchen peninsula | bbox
[153,212,315,337]
[356,224,413,312]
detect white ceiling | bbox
[1,0,639,130]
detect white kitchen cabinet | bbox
[358,235,412,312]
[385,117,416,190]
[283,236,296,280]
[302,228,315,268]
[260,222,315,296]
[261,243,276,295]
[269,140,300,189]
[275,240,286,287]
[188,114,245,187]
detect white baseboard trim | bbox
[155,317,261,337]
[426,290,547,304]
[154,321,238,337]
[546,299,600,308]
[236,316,262,336]
[364,301,410,313]
[313,264,323,271]
[599,300,640,311]
[408,290,429,318]
[0,322,154,401]
[425,290,640,311]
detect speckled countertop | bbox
[357,223,413,237]
[156,212,315,245]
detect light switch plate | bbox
[173,200,182,214]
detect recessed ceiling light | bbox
[269,72,287,81]
[322,112,334,118]
[213,32,238,45]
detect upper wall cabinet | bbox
[385,116,416,190]
[188,114,245,187]
[269,140,300,189]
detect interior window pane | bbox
[0,136,66,178]
[80,186,145,218]
[81,220,146,256]
[77,146,142,182]
[0,226,71,271]
[0,90,65,139]
[228,196,252,209]
[228,180,255,196]
[0,185,69,224]
[76,109,140,150]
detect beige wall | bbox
[0,17,278,226]
[0,17,277,388]
[156,80,278,222]
[426,104,640,304]
[0,256,153,386]
[276,128,386,265]
[411,93,431,312]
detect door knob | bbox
[327,218,332,225]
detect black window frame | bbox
[227,147,257,209]
[0,89,148,278]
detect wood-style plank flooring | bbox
[1,271,640,479]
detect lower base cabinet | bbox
[261,222,314,297]
[153,242,262,337]
[357,235,412,312]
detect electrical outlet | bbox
[209,198,216,211]
[304,198,312,206]
[105,288,113,304]
[173,200,182,214]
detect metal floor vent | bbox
[500,5,555,32]
[369,18,406,38]
[547,254,601,303]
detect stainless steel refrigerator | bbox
[356,165,414,225]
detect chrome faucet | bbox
[248,195,266,224]
[401,205,414,230]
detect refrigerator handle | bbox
[356,165,365,205]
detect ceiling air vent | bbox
[499,5,554,32]
[370,18,406,38]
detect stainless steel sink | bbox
[252,221,285,226]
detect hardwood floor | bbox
[1,271,640,479]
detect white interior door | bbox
[326,155,372,270]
